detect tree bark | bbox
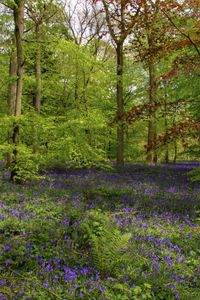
[146,62,157,164]
[116,42,124,165]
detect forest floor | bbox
[0,163,200,300]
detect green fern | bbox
[80,210,131,275]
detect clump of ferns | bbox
[78,209,131,276]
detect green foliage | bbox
[188,167,200,182]
[10,145,42,182]
[79,210,131,275]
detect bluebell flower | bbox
[0,279,6,287]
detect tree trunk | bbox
[10,0,24,182]
[34,23,41,113]
[164,98,169,163]
[173,140,177,163]
[32,23,42,154]
[107,129,112,159]
[14,1,24,117]
[7,42,17,167]
[146,62,157,164]
[8,41,17,115]
[74,79,79,102]
[116,42,124,165]
[172,117,177,163]
[165,141,169,163]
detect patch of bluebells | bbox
[0,163,199,299]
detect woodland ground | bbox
[0,162,199,300]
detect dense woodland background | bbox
[0,0,199,181]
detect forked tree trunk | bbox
[116,42,124,165]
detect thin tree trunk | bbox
[7,42,17,167]
[116,42,124,165]
[74,79,79,102]
[173,117,177,163]
[173,140,177,163]
[108,129,112,159]
[165,134,169,163]
[32,23,42,154]
[164,97,169,163]
[74,62,79,103]
[14,2,24,117]
[10,0,24,182]
[82,69,88,112]
[8,41,17,115]
[34,23,41,113]
[146,62,157,164]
